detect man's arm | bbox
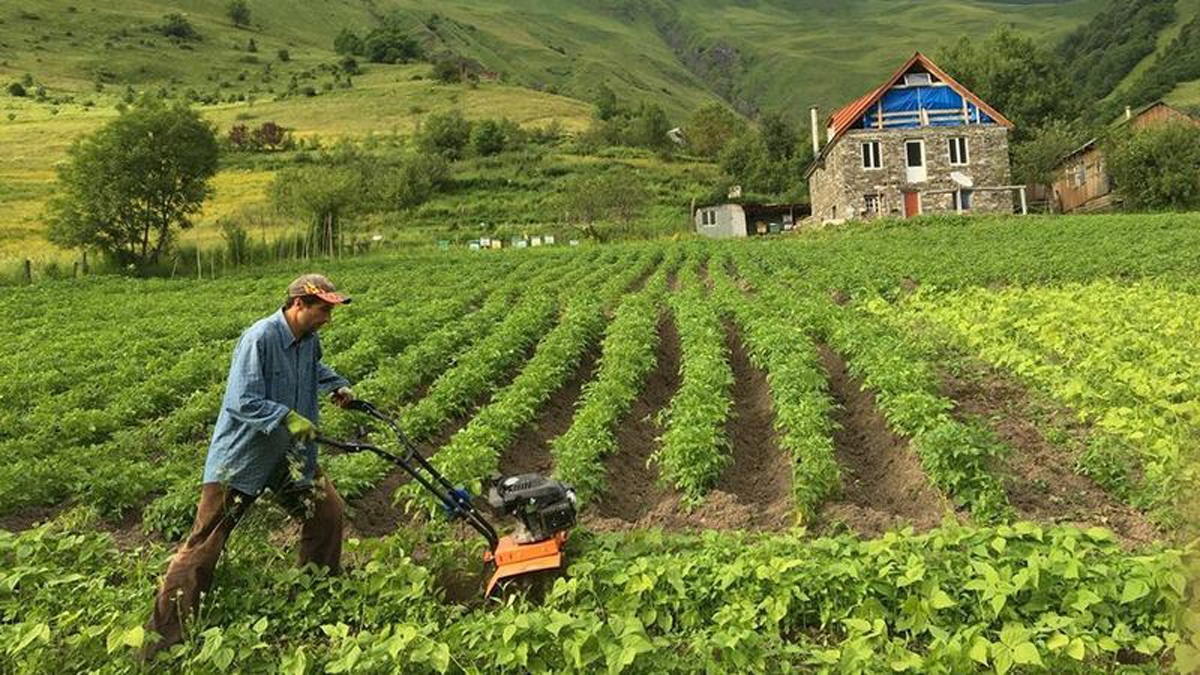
[225,333,290,434]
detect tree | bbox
[759,110,797,161]
[276,48,290,62]
[937,26,1078,142]
[269,165,361,255]
[685,103,745,158]
[47,98,219,267]
[159,13,200,40]
[628,103,672,154]
[1105,121,1200,211]
[594,83,618,121]
[334,29,363,56]
[417,110,472,159]
[470,119,506,156]
[1011,119,1090,186]
[363,22,421,64]
[433,57,461,84]
[557,170,649,241]
[247,38,257,53]
[226,0,251,27]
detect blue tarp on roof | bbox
[857,84,996,130]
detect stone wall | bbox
[809,124,1014,221]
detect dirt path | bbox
[939,362,1158,547]
[816,346,951,536]
[498,347,600,477]
[711,323,793,530]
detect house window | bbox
[1075,163,1087,188]
[959,189,973,210]
[861,141,881,169]
[864,194,881,215]
[948,137,969,165]
[701,210,717,226]
[903,72,933,87]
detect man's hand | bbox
[331,386,355,409]
[286,410,317,442]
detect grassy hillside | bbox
[0,0,1116,264]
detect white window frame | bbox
[861,140,882,170]
[864,193,881,215]
[948,137,969,166]
[701,210,717,226]
[903,72,933,87]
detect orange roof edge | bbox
[825,52,1014,146]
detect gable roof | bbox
[826,52,1014,145]
[805,52,1013,178]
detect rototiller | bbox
[316,400,577,596]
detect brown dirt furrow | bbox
[347,341,543,538]
[816,345,951,537]
[586,313,772,532]
[585,315,681,528]
[499,347,600,478]
[712,322,793,531]
[0,504,64,533]
[939,363,1157,547]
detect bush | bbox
[363,17,421,64]
[277,48,290,62]
[159,13,199,40]
[469,118,506,156]
[333,28,363,56]
[433,57,461,83]
[1105,120,1200,211]
[226,0,251,27]
[417,110,471,159]
[6,82,26,97]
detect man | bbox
[144,273,354,659]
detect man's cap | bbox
[287,274,351,305]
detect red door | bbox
[903,191,920,218]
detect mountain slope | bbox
[1,0,1108,122]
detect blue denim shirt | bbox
[203,310,349,495]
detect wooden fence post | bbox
[82,251,89,275]
[23,259,32,285]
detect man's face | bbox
[296,299,335,334]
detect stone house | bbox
[805,52,1023,222]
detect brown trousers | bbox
[145,471,343,656]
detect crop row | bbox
[748,252,1012,523]
[652,248,734,506]
[713,249,840,521]
[891,281,1200,523]
[551,247,684,504]
[324,250,621,502]
[1,515,1185,673]
[422,248,664,497]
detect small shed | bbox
[1051,101,1199,213]
[694,202,810,239]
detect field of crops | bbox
[2,214,1198,673]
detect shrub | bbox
[6,82,26,97]
[226,0,251,27]
[469,118,505,156]
[277,48,290,62]
[159,13,199,40]
[417,110,471,159]
[1106,120,1200,211]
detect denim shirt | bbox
[203,310,349,495]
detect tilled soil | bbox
[498,347,600,478]
[939,362,1158,547]
[711,323,793,530]
[586,317,795,533]
[816,346,952,537]
[585,315,683,529]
